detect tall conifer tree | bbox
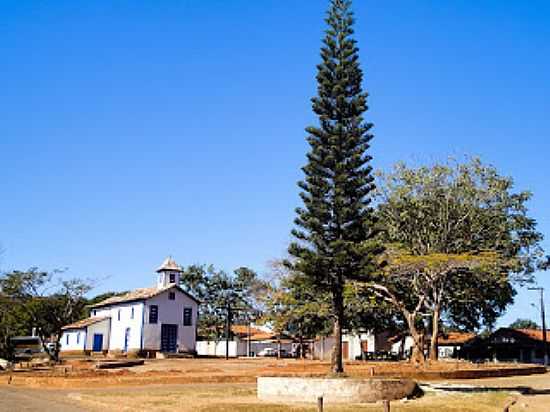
[289,0,380,373]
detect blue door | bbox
[161,324,178,352]
[93,334,103,352]
[124,328,131,352]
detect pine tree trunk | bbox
[331,289,345,374]
[429,306,440,362]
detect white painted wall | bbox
[196,341,247,357]
[142,288,198,352]
[391,336,414,355]
[60,329,86,352]
[85,319,111,351]
[90,303,144,351]
[343,333,376,360]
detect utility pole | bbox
[225,301,232,360]
[247,321,251,357]
[528,287,548,366]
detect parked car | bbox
[11,336,45,361]
[355,351,399,361]
[257,348,277,357]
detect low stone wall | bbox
[257,377,419,403]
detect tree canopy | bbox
[0,268,92,361]
[371,158,546,362]
[509,318,539,330]
[179,264,267,340]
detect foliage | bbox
[372,158,546,362]
[509,318,539,329]
[261,261,332,340]
[180,264,267,340]
[262,261,398,348]
[288,0,382,373]
[0,268,92,361]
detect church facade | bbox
[60,257,199,356]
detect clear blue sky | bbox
[1,0,549,328]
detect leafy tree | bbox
[180,264,267,340]
[0,268,92,361]
[288,0,381,373]
[263,260,398,360]
[509,318,539,329]
[372,158,546,363]
[261,262,332,357]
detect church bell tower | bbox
[156,256,183,289]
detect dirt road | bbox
[0,386,95,412]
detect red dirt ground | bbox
[0,358,545,389]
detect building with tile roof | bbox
[462,328,549,364]
[60,257,198,356]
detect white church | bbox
[60,257,199,356]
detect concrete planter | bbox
[258,376,419,404]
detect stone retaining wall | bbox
[257,377,419,403]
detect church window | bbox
[183,307,192,326]
[149,305,158,324]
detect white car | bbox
[257,348,277,357]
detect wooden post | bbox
[317,396,323,412]
[383,400,391,412]
[503,397,517,412]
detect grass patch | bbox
[76,383,514,412]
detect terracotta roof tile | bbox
[515,328,550,342]
[439,332,476,345]
[90,285,198,308]
[62,316,109,330]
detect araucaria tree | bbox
[289,0,381,374]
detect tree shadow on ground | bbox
[425,384,550,396]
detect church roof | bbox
[89,284,199,308]
[61,316,110,330]
[156,256,183,273]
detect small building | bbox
[463,328,549,364]
[196,325,295,358]
[390,331,476,360]
[437,332,476,359]
[312,332,390,361]
[60,257,199,356]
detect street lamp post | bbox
[528,287,548,366]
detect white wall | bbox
[90,303,144,351]
[343,333,376,360]
[60,329,86,352]
[391,336,414,355]
[85,319,111,351]
[143,288,198,352]
[196,341,247,357]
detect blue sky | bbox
[1,0,549,327]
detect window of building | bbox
[118,309,121,321]
[131,307,135,319]
[149,305,158,324]
[77,332,80,344]
[183,307,192,326]
[169,273,176,283]
[169,292,175,300]
[66,334,70,345]
[93,310,97,316]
